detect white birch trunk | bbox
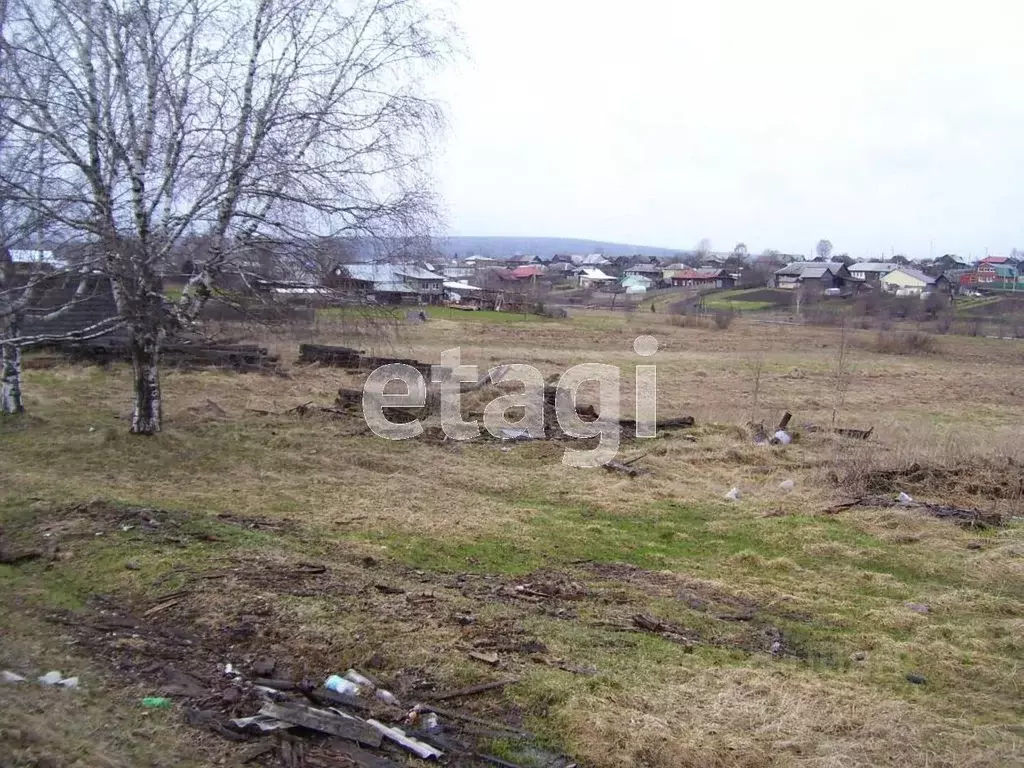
[1,339,24,415]
[129,327,162,434]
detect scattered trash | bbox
[59,676,79,689]
[343,669,376,688]
[420,712,441,733]
[260,701,382,747]
[328,668,401,706]
[905,673,927,685]
[229,713,292,733]
[725,487,742,501]
[141,697,173,708]
[905,602,930,614]
[367,719,443,760]
[468,651,499,666]
[1,670,27,683]
[38,671,64,686]
[772,430,792,445]
[375,688,400,706]
[324,674,362,697]
[779,479,795,491]
[897,492,914,506]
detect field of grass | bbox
[316,305,554,325]
[1,312,1022,767]
[699,288,791,312]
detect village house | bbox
[505,254,540,267]
[880,266,950,297]
[546,262,577,279]
[623,263,664,283]
[979,255,1020,270]
[773,262,851,291]
[848,262,898,285]
[576,267,616,289]
[509,264,545,281]
[975,259,1019,285]
[570,254,612,268]
[669,268,735,289]
[440,263,474,280]
[329,263,444,304]
[442,280,485,308]
[8,249,67,271]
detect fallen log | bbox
[298,344,362,367]
[430,679,519,702]
[618,416,695,439]
[834,426,873,440]
[823,496,1004,528]
[632,613,696,640]
[603,460,648,477]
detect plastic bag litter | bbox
[38,671,63,686]
[779,479,795,491]
[725,487,742,501]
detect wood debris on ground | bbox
[823,495,1006,528]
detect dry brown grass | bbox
[867,330,939,356]
[2,312,1022,768]
[556,666,1015,768]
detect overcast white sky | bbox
[432,0,1024,258]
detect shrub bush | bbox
[870,330,937,355]
[712,308,735,330]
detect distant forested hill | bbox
[436,236,683,259]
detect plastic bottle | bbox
[324,675,361,696]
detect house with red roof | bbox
[509,265,545,280]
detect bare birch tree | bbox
[0,0,451,433]
[816,239,833,261]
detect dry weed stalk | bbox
[830,320,854,471]
[745,353,765,426]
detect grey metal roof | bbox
[395,265,442,281]
[775,261,845,277]
[850,262,898,273]
[341,263,440,283]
